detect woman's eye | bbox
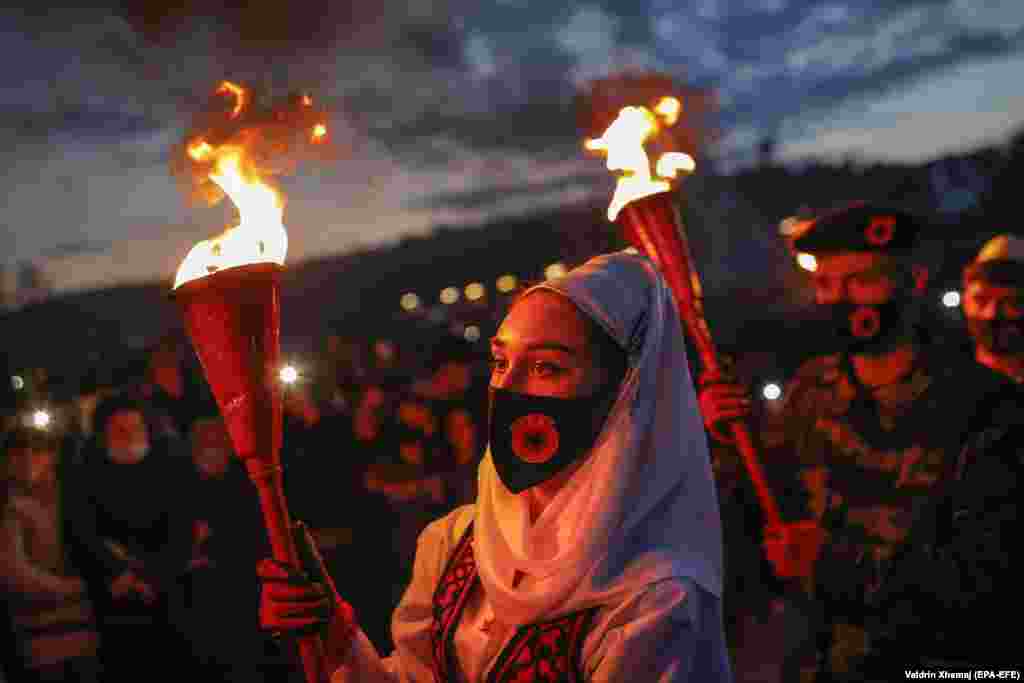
[489,358,508,372]
[531,362,563,377]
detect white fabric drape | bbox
[474,250,724,628]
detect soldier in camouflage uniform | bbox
[700,203,1015,680]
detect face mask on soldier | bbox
[966,317,1024,355]
[826,296,912,354]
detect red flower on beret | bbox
[865,216,896,247]
[850,306,882,338]
[510,413,560,464]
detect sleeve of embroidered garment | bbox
[585,579,732,683]
[331,506,472,683]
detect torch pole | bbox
[614,193,784,530]
[245,461,328,683]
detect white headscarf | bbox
[474,250,723,627]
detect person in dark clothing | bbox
[864,403,1023,673]
[283,381,403,655]
[177,415,282,682]
[62,392,196,683]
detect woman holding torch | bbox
[258,250,732,681]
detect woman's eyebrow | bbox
[489,337,577,355]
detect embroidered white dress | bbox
[331,506,732,683]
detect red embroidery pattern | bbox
[487,610,596,683]
[431,524,477,683]
[429,524,598,683]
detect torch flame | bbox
[302,95,313,107]
[654,96,681,126]
[311,123,327,142]
[585,104,695,221]
[656,152,697,179]
[173,147,287,289]
[217,81,248,119]
[188,139,214,161]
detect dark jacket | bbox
[866,385,1023,668]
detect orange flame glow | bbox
[188,139,214,161]
[217,81,247,119]
[301,95,313,107]
[173,147,287,289]
[654,96,681,126]
[311,123,327,142]
[585,103,696,221]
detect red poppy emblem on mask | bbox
[865,216,896,246]
[509,413,560,463]
[850,306,881,338]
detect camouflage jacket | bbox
[755,345,1014,607]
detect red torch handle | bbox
[246,460,328,683]
[616,193,784,530]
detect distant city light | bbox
[496,274,518,293]
[942,290,961,308]
[279,365,299,385]
[440,287,460,305]
[31,410,51,429]
[464,325,481,342]
[545,262,568,280]
[400,292,421,311]
[796,253,818,272]
[762,382,782,401]
[464,282,485,301]
[11,375,24,391]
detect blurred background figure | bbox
[362,334,485,609]
[178,415,281,682]
[962,234,1024,384]
[1,426,101,682]
[138,335,194,440]
[63,392,195,683]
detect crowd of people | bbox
[2,327,490,681]
[1,203,1021,682]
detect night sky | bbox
[3,0,1023,293]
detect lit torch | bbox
[583,84,822,580]
[171,81,329,681]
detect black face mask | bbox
[826,299,909,354]
[487,385,617,494]
[966,317,1024,355]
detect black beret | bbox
[792,202,922,255]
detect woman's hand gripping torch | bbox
[171,82,337,681]
[584,96,823,581]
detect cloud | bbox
[776,52,1024,162]
[555,5,621,59]
[406,170,608,211]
